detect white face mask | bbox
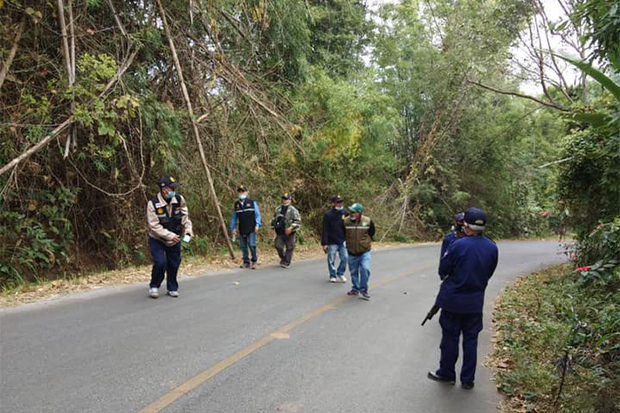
[335,206,344,211]
[239,194,247,200]
[350,216,357,221]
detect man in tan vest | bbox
[146,176,193,298]
[343,203,375,300]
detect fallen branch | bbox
[0,117,74,177]
[0,48,138,177]
[0,15,26,90]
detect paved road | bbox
[0,241,567,413]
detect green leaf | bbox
[564,112,609,126]
[551,52,620,100]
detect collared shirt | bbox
[230,200,262,232]
[147,193,192,246]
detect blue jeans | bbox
[348,251,371,292]
[240,232,257,264]
[149,237,182,291]
[327,243,348,278]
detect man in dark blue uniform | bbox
[440,212,465,259]
[428,207,498,389]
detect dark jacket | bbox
[344,215,375,255]
[440,230,465,258]
[435,235,499,314]
[321,208,348,246]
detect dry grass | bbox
[0,241,408,308]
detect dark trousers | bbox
[149,237,182,291]
[275,233,295,265]
[437,310,483,384]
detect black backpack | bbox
[272,205,289,235]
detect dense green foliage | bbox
[0,0,615,287]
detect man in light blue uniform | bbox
[230,185,262,269]
[428,207,499,389]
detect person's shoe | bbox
[167,290,179,298]
[461,382,474,390]
[241,262,250,269]
[149,288,159,298]
[359,291,370,300]
[347,290,359,296]
[280,262,289,268]
[251,262,257,270]
[427,371,455,385]
[329,277,338,283]
[337,275,347,283]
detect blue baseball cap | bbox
[158,175,179,188]
[464,208,487,230]
[455,212,465,222]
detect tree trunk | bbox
[156,0,236,260]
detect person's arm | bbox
[321,212,329,246]
[289,207,301,231]
[438,243,456,279]
[440,234,450,259]
[254,201,262,229]
[147,201,177,241]
[368,220,376,239]
[180,196,193,237]
[230,207,237,233]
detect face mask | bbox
[167,191,177,198]
[350,216,357,221]
[239,194,247,200]
[335,206,344,211]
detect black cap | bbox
[331,195,344,203]
[158,175,179,188]
[237,185,248,192]
[464,208,487,229]
[282,192,292,200]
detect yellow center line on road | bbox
[138,271,414,413]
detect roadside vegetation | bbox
[492,221,619,412]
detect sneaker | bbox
[329,278,338,283]
[149,288,159,298]
[337,275,347,283]
[359,291,370,300]
[347,290,359,296]
[241,262,250,269]
[427,371,455,385]
[280,262,290,268]
[251,262,257,270]
[461,382,474,390]
[167,290,179,298]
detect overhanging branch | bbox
[467,79,569,111]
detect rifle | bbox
[421,304,440,326]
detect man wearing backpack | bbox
[146,175,193,298]
[272,193,301,268]
[230,185,262,269]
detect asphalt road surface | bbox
[0,241,567,413]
